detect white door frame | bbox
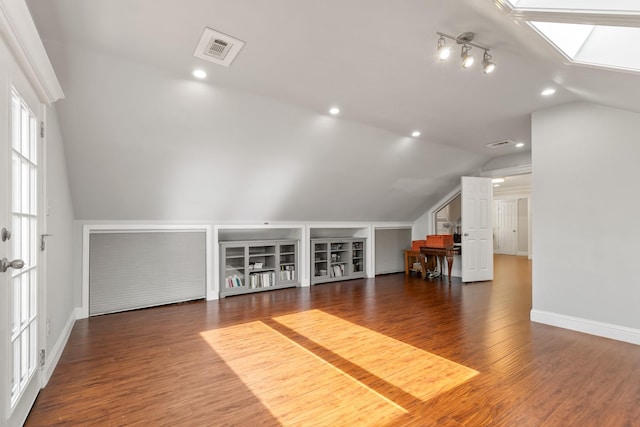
[2,75,45,427]
[1,3,63,425]
[493,193,532,257]
[494,199,518,255]
[481,166,532,260]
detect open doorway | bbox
[419,171,532,278]
[492,174,531,259]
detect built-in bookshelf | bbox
[220,240,298,297]
[311,238,366,285]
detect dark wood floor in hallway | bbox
[27,255,640,426]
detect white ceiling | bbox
[24,0,640,221]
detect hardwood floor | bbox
[26,255,640,426]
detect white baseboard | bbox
[375,268,404,275]
[43,308,78,385]
[530,309,640,346]
[495,251,528,257]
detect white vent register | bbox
[194,27,245,67]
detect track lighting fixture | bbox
[436,31,495,74]
[437,35,451,60]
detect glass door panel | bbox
[9,89,38,408]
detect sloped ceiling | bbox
[25,0,640,221]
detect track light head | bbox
[461,45,474,68]
[437,36,450,60]
[482,51,496,74]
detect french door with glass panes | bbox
[2,88,42,426]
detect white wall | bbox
[43,105,76,379]
[413,209,432,240]
[374,228,412,274]
[531,102,640,344]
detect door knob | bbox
[1,258,24,273]
[1,228,10,241]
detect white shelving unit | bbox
[311,238,366,285]
[220,240,298,297]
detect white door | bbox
[461,177,493,282]
[1,88,43,426]
[494,200,517,255]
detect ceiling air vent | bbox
[207,38,231,60]
[194,27,245,67]
[485,139,515,149]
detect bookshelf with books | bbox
[311,238,366,285]
[220,240,298,297]
[278,242,297,284]
[352,240,365,274]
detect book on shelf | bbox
[279,265,295,281]
[226,275,244,288]
[248,262,263,270]
[249,271,276,288]
[330,264,344,277]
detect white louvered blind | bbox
[89,231,206,316]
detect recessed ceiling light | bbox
[411,131,421,137]
[493,184,500,187]
[541,88,556,96]
[193,69,207,79]
[492,178,505,183]
[329,107,340,115]
[515,142,525,148]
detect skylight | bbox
[530,22,640,72]
[501,0,640,73]
[530,22,594,58]
[505,0,640,13]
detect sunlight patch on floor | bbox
[273,309,478,401]
[201,321,407,426]
[201,310,478,424]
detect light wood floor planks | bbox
[26,255,640,426]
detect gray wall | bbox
[532,102,640,335]
[44,106,76,359]
[375,228,411,274]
